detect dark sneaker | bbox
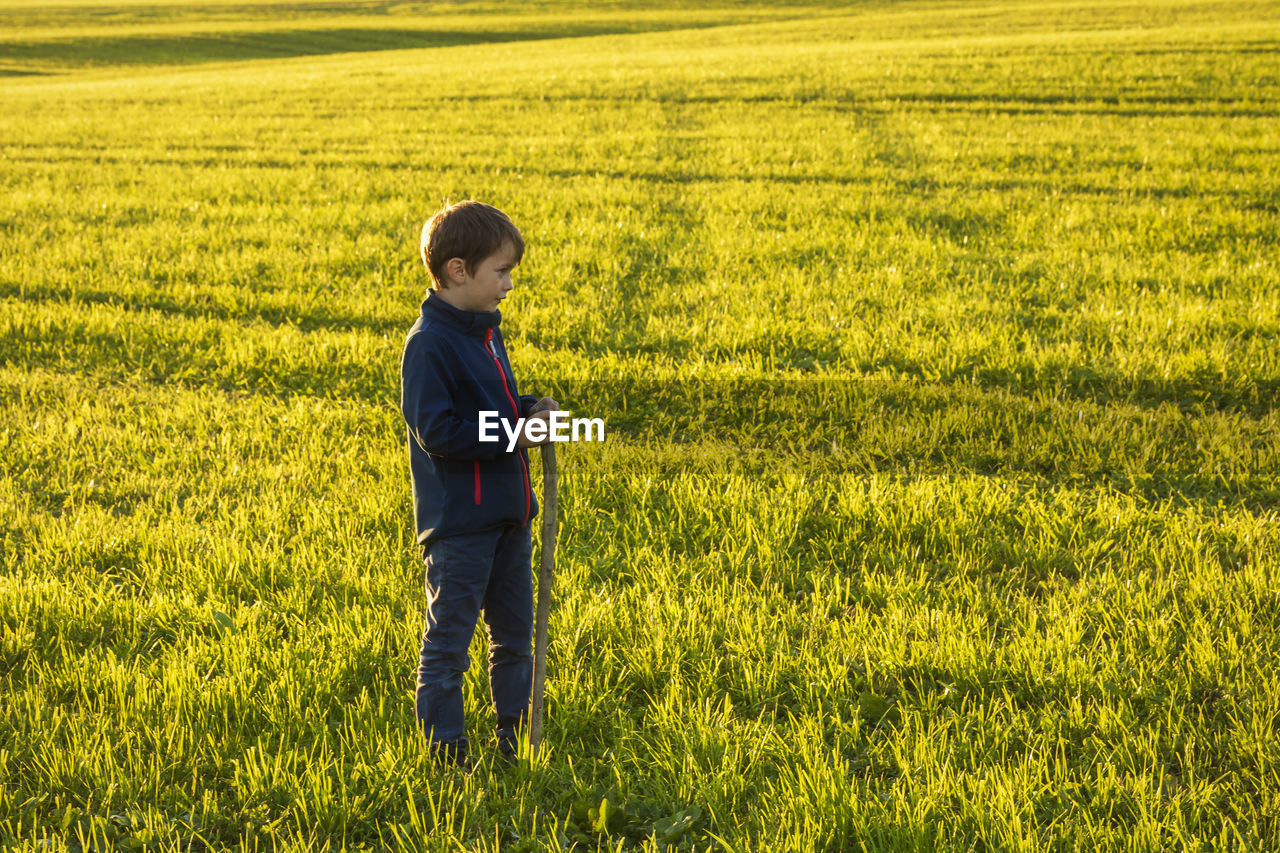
[431,739,470,771]
[496,736,519,766]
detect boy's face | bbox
[438,242,519,313]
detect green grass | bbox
[2,0,1279,849]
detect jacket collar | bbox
[422,291,501,338]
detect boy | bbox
[400,200,557,768]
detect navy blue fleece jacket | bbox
[400,292,538,546]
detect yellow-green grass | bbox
[2,0,1279,850]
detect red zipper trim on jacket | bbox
[473,460,481,505]
[484,329,531,526]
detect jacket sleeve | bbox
[401,335,507,461]
[520,395,538,416]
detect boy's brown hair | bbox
[420,201,524,289]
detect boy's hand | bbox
[529,397,559,415]
[517,410,556,448]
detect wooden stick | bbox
[529,443,557,750]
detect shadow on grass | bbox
[6,148,1264,213]
[516,163,1261,205]
[540,379,1279,509]
[1,19,726,68]
[0,279,404,337]
[4,282,1276,421]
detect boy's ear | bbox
[443,257,467,286]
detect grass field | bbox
[2,0,1279,849]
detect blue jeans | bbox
[416,524,534,756]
